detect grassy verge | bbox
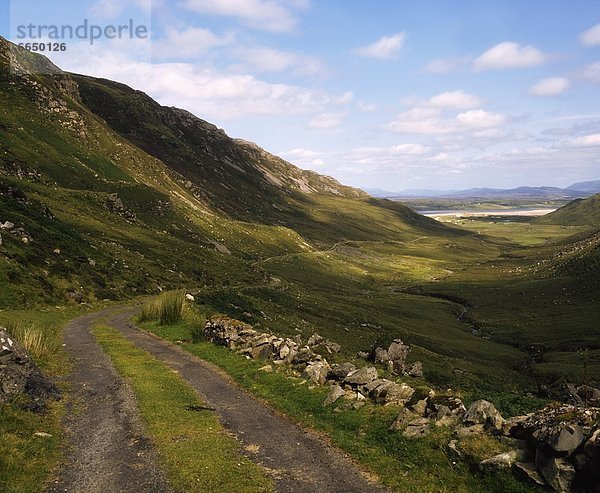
[92,324,273,493]
[139,317,540,493]
[0,305,88,493]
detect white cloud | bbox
[182,0,307,33]
[572,134,600,146]
[52,44,350,120]
[386,107,506,135]
[528,77,570,97]
[455,110,506,128]
[356,101,378,112]
[153,27,233,59]
[580,62,600,84]
[474,42,547,70]
[283,148,321,159]
[308,112,346,129]
[355,33,406,60]
[426,90,484,109]
[233,46,325,76]
[334,91,354,104]
[580,22,600,46]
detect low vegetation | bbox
[139,290,185,325]
[0,306,87,493]
[138,310,538,493]
[92,324,273,493]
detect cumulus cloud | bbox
[355,33,406,60]
[386,107,506,135]
[308,112,347,129]
[182,0,308,33]
[580,22,600,46]
[474,42,547,70]
[233,46,326,76]
[52,44,350,120]
[528,77,570,97]
[425,90,484,109]
[572,134,600,146]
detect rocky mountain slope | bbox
[0,36,461,306]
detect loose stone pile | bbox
[0,329,60,411]
[203,316,600,492]
[203,317,421,410]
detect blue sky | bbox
[3,0,600,191]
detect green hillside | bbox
[535,193,600,227]
[1,35,598,394]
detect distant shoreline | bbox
[421,208,557,218]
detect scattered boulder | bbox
[513,462,546,487]
[463,399,504,432]
[389,408,416,431]
[327,362,356,381]
[0,329,60,411]
[480,450,524,471]
[0,221,14,230]
[403,418,431,438]
[406,361,423,378]
[323,384,345,406]
[536,451,576,493]
[344,367,378,386]
[303,361,331,386]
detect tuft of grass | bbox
[92,324,273,493]
[139,290,185,325]
[2,319,53,361]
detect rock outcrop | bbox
[0,329,60,411]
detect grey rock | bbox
[411,399,428,416]
[343,366,378,386]
[513,462,546,486]
[323,384,345,406]
[547,424,584,453]
[373,347,388,364]
[389,408,416,431]
[454,424,486,438]
[536,451,576,493]
[403,418,430,438]
[0,329,60,411]
[480,450,524,471]
[380,382,414,406]
[463,399,504,432]
[307,333,324,347]
[447,439,464,459]
[302,361,331,386]
[327,362,356,381]
[0,221,15,230]
[406,361,423,378]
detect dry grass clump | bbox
[3,319,52,360]
[140,290,185,325]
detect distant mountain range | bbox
[365,180,600,200]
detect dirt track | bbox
[50,306,389,493]
[47,308,170,493]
